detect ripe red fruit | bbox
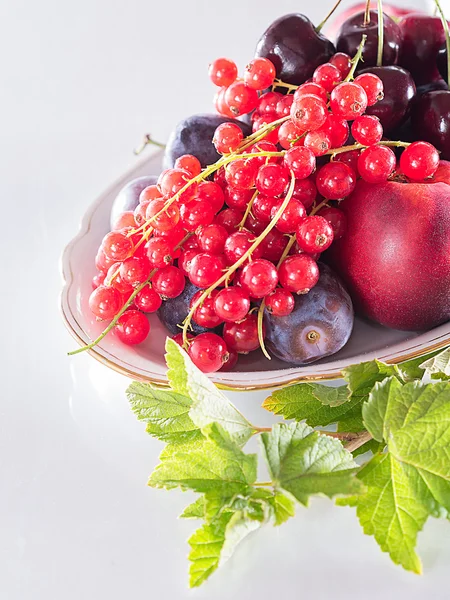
[256,163,290,197]
[244,57,276,90]
[208,58,238,87]
[135,285,162,313]
[351,115,383,145]
[357,145,396,183]
[120,256,152,286]
[223,314,262,353]
[89,285,123,320]
[240,259,278,298]
[312,62,341,92]
[197,223,228,255]
[224,231,263,264]
[225,82,259,116]
[316,162,356,199]
[214,287,250,322]
[330,82,368,119]
[152,266,185,298]
[328,173,450,330]
[284,146,316,179]
[317,207,347,240]
[225,159,258,190]
[213,122,244,154]
[294,82,328,104]
[197,181,225,214]
[399,141,440,180]
[174,154,202,177]
[188,333,229,373]
[354,72,384,106]
[102,231,134,261]
[270,198,306,234]
[296,216,334,253]
[265,288,295,316]
[188,253,225,288]
[115,310,150,345]
[190,290,223,328]
[278,255,320,294]
[290,94,328,132]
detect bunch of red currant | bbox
[88,41,440,374]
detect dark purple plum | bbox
[336,10,401,68]
[255,14,335,86]
[398,15,446,85]
[411,89,450,160]
[164,114,251,170]
[110,175,157,229]
[157,279,219,336]
[264,264,354,366]
[359,66,416,134]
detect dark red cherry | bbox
[255,14,335,86]
[358,66,416,134]
[411,90,450,160]
[398,15,447,85]
[437,45,448,82]
[336,10,402,68]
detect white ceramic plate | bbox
[60,149,450,390]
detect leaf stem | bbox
[253,481,274,488]
[434,0,450,88]
[316,0,344,33]
[377,0,384,67]
[345,34,368,81]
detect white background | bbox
[2,0,450,598]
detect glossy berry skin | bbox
[190,290,223,328]
[197,181,225,214]
[215,208,244,233]
[276,94,294,118]
[290,94,328,132]
[330,82,367,119]
[294,82,328,104]
[220,349,239,371]
[152,266,185,299]
[261,229,288,261]
[92,273,105,289]
[135,285,162,313]
[214,287,250,322]
[106,264,133,295]
[102,231,133,261]
[174,154,202,177]
[400,142,440,180]
[111,211,137,231]
[398,15,446,85]
[115,310,150,345]
[255,14,335,85]
[277,120,303,150]
[224,231,263,264]
[225,82,259,116]
[357,145,396,183]
[264,264,354,365]
[411,91,450,161]
[157,281,216,336]
[240,259,278,298]
[225,159,258,190]
[256,163,290,197]
[89,285,123,320]
[329,52,352,78]
[188,333,229,373]
[304,130,331,157]
[316,162,356,200]
[334,149,360,173]
[244,57,276,90]
[328,175,450,330]
[296,216,334,254]
[317,207,346,240]
[209,58,238,87]
[264,288,295,317]
[336,10,402,67]
[292,178,317,209]
[224,187,253,210]
[252,195,278,223]
[189,253,225,288]
[322,115,349,148]
[146,199,180,232]
[223,313,262,354]
[312,63,341,92]
[271,198,306,233]
[120,256,152,286]
[178,249,198,277]
[213,122,244,154]
[180,199,215,231]
[284,146,316,179]
[278,254,320,294]
[351,115,383,145]
[353,73,384,107]
[197,223,228,255]
[146,237,173,268]
[257,91,282,115]
[359,66,416,134]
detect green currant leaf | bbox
[260,422,365,506]
[267,491,296,526]
[180,497,205,520]
[342,359,402,398]
[420,347,450,380]
[165,338,255,447]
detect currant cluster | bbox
[88,38,440,374]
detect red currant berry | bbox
[106,264,133,294]
[188,333,229,373]
[214,287,250,322]
[197,223,228,255]
[260,229,288,261]
[322,114,349,148]
[271,198,306,234]
[256,163,290,197]
[225,82,259,116]
[174,154,202,177]
[257,91,282,114]
[154,222,185,247]
[351,115,383,146]
[180,199,215,231]
[172,332,194,347]
[265,288,295,316]
[220,349,239,371]
[115,310,150,345]
[316,162,356,199]
[146,237,173,268]
[146,199,180,232]
[95,248,116,273]
[240,258,278,298]
[399,141,440,180]
[329,53,352,79]
[92,272,105,289]
[312,63,341,92]
[190,290,223,328]
[304,129,332,157]
[249,140,279,167]
[112,211,136,231]
[354,73,384,106]
[294,82,328,104]
[357,145,396,183]
[330,82,368,119]
[278,255,320,294]
[189,253,225,288]
[197,181,224,214]
[317,206,347,240]
[89,285,122,320]
[223,314,262,353]
[334,149,360,173]
[120,256,152,286]
[213,122,244,154]
[277,120,304,149]
[244,57,276,90]
[135,285,162,313]
[134,201,149,226]
[244,212,266,235]
[296,216,334,253]
[224,231,263,264]
[139,185,162,203]
[224,187,254,210]
[102,231,134,261]
[178,249,199,276]
[276,95,294,118]
[158,168,192,196]
[290,94,328,132]
[152,265,185,298]
[252,195,278,223]
[252,114,280,144]
[214,87,235,118]
[215,208,244,233]
[208,58,238,87]
[292,178,317,210]
[225,159,258,190]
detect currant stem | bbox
[377,0,384,67]
[181,172,297,348]
[345,34,368,81]
[316,0,344,33]
[272,79,298,94]
[328,139,410,157]
[238,190,259,230]
[310,198,330,215]
[134,134,166,155]
[434,0,450,88]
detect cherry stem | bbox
[345,34,368,81]
[134,134,166,155]
[434,0,450,88]
[363,0,371,25]
[316,0,344,33]
[182,173,297,348]
[377,0,384,67]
